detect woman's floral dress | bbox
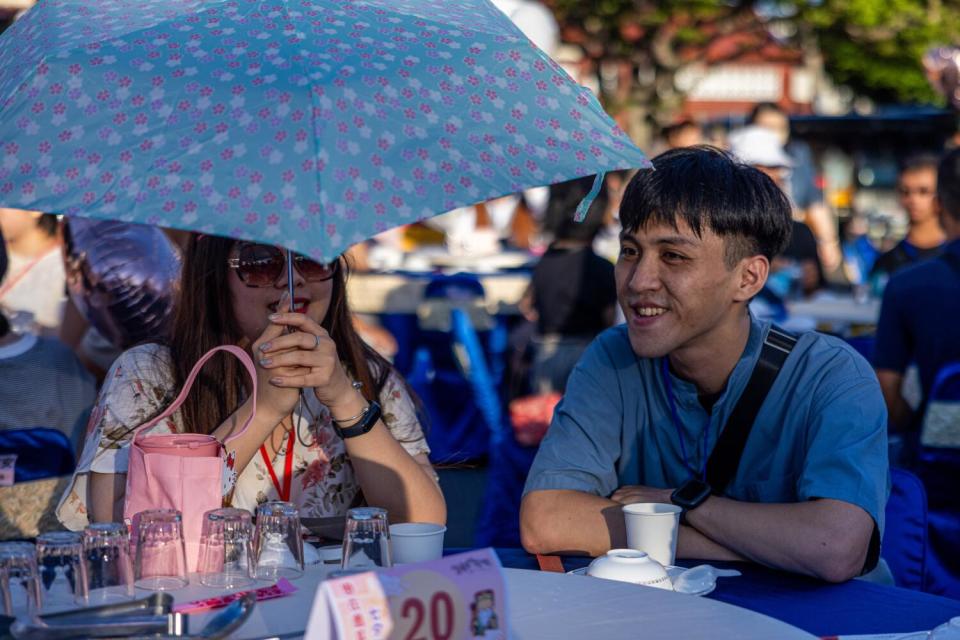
[56,343,432,530]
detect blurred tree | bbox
[546,0,960,132]
[803,0,960,104]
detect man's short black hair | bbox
[619,146,792,267]
[900,152,940,176]
[937,147,960,223]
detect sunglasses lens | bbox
[237,244,284,286]
[295,256,337,281]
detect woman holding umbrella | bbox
[57,235,445,528]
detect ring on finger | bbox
[313,334,322,350]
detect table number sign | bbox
[305,548,508,640]
[306,570,393,640]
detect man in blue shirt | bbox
[521,147,888,582]
[875,149,960,436]
[869,154,946,293]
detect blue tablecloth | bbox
[489,548,960,637]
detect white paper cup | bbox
[389,523,446,564]
[622,503,682,566]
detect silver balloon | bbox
[924,47,960,110]
[63,218,180,349]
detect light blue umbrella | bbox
[0,0,649,260]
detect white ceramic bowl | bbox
[586,549,673,590]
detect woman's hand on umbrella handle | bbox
[257,312,355,407]
[251,319,306,420]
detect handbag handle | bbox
[133,345,258,445]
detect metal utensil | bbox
[193,592,255,639]
[9,593,184,639]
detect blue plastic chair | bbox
[449,307,536,547]
[408,274,508,464]
[882,468,928,591]
[914,361,960,598]
[0,427,75,483]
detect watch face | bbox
[673,479,711,508]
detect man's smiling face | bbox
[615,219,750,359]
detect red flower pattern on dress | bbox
[300,458,331,491]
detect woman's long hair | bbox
[170,234,394,436]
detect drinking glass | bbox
[36,532,88,612]
[253,502,304,580]
[0,542,40,617]
[198,508,254,588]
[340,507,392,570]
[133,509,189,590]
[83,522,134,603]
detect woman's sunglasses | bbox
[227,243,338,287]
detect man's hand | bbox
[610,485,674,506]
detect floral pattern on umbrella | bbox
[0,0,649,260]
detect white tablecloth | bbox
[786,296,881,326]
[176,565,814,639]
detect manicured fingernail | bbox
[259,358,272,366]
[259,342,271,351]
[268,313,280,321]
[270,377,283,385]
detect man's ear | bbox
[733,254,769,302]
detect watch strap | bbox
[335,401,381,439]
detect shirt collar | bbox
[0,333,37,360]
[662,311,766,409]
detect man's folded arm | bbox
[522,487,748,562]
[520,489,624,557]
[687,368,887,583]
[520,335,628,556]
[685,496,874,583]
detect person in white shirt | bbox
[0,208,65,335]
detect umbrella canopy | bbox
[0,0,649,260]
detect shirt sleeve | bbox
[85,344,179,474]
[56,344,178,531]
[797,351,889,540]
[379,369,431,459]
[873,275,912,373]
[523,333,626,497]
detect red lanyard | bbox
[259,429,296,502]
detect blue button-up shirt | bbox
[524,313,889,536]
[875,239,960,411]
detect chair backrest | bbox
[0,427,75,483]
[920,361,960,450]
[409,274,509,463]
[882,468,928,591]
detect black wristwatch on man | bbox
[670,478,712,523]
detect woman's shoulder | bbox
[108,343,173,375]
[85,344,179,460]
[100,343,176,402]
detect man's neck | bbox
[907,218,946,249]
[6,231,57,260]
[667,312,752,395]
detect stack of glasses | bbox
[0,501,307,618]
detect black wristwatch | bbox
[334,401,382,439]
[670,478,712,522]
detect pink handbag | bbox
[123,345,258,572]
